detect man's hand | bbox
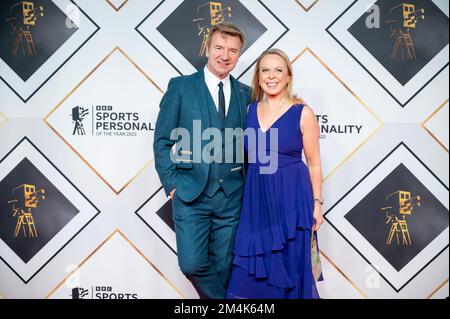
[170,189,176,200]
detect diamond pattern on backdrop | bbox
[422,100,449,152]
[0,0,99,102]
[136,0,288,78]
[325,143,449,292]
[0,137,100,283]
[327,0,449,107]
[44,47,163,194]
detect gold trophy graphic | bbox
[386,3,425,60]
[8,184,46,238]
[6,1,44,56]
[381,190,421,246]
[193,2,232,57]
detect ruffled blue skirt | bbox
[226,162,322,299]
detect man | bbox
[153,23,252,299]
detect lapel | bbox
[230,75,245,129]
[193,69,211,128]
[230,76,247,178]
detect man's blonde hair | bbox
[206,22,246,49]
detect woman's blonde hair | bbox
[251,49,294,102]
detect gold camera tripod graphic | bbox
[8,184,46,238]
[193,2,232,57]
[381,190,421,246]
[6,1,44,56]
[386,3,425,60]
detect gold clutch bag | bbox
[311,231,323,282]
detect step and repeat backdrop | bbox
[0,0,448,299]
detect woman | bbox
[226,49,325,299]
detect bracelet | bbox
[314,198,324,205]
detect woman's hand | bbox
[313,205,324,231]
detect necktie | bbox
[218,81,225,122]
